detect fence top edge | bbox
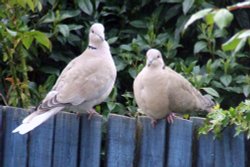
[190,116,205,121]
[3,106,29,112]
[108,113,135,120]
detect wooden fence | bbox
[0,105,249,167]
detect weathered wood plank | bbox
[53,112,80,167]
[247,138,250,166]
[79,113,103,167]
[3,107,28,167]
[166,118,193,167]
[28,111,55,167]
[191,117,215,167]
[214,127,246,167]
[106,114,136,167]
[137,116,167,167]
[0,105,3,166]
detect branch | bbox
[228,5,250,11]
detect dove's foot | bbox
[150,119,157,128]
[166,113,176,124]
[76,112,83,118]
[87,108,99,120]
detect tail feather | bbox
[202,95,215,112]
[22,111,43,123]
[12,107,63,135]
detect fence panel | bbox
[3,107,28,167]
[166,118,193,167]
[29,113,54,167]
[214,127,246,167]
[137,116,167,167]
[79,113,103,167]
[106,114,136,167]
[1,106,249,167]
[53,112,80,167]
[191,117,215,167]
[0,106,3,166]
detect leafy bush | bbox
[0,0,249,124]
[0,0,51,107]
[199,100,250,139]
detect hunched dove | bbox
[13,23,117,134]
[133,49,214,126]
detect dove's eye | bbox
[157,55,160,58]
[91,30,94,33]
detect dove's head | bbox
[89,23,105,45]
[146,49,165,68]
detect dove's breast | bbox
[134,68,170,119]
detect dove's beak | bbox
[147,57,157,67]
[95,32,105,41]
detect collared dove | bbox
[13,23,117,134]
[133,49,214,126]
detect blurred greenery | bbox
[0,0,249,134]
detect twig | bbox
[0,93,8,106]
[228,5,250,11]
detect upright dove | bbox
[133,49,214,126]
[13,23,117,134]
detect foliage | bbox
[199,100,250,139]
[0,0,249,126]
[0,0,51,107]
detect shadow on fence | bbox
[0,105,249,167]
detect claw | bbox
[151,119,157,128]
[87,108,99,120]
[166,113,176,124]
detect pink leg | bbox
[87,108,99,120]
[150,119,157,128]
[166,113,176,124]
[76,112,82,118]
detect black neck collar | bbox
[88,45,97,50]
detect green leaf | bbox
[130,20,147,28]
[22,35,34,49]
[184,8,213,31]
[238,30,250,39]
[220,75,232,87]
[32,31,52,50]
[40,12,55,23]
[120,44,132,51]
[6,28,17,37]
[182,0,194,14]
[57,24,70,37]
[37,1,42,11]
[194,41,207,54]
[93,0,101,9]
[214,9,233,29]
[26,0,34,11]
[78,0,93,15]
[3,53,8,62]
[202,87,219,97]
[17,0,26,8]
[68,24,83,31]
[205,13,215,25]
[108,37,118,44]
[243,85,250,97]
[39,66,60,75]
[222,33,241,51]
[60,10,81,21]
[128,68,137,79]
[160,0,182,3]
[107,102,116,111]
[234,37,246,53]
